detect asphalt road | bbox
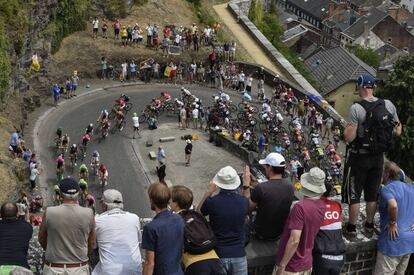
[35,83,245,218]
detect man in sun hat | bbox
[243,153,294,241]
[274,167,326,275]
[198,166,249,275]
[39,177,95,275]
[93,189,142,275]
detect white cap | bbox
[213,166,241,190]
[102,189,124,209]
[259,153,286,167]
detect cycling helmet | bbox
[92,150,99,157]
[35,195,42,200]
[89,123,93,127]
[86,193,95,202]
[72,144,77,148]
[181,86,185,91]
[121,93,125,98]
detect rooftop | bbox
[281,24,308,42]
[324,9,360,31]
[304,46,377,95]
[286,0,331,20]
[342,7,387,39]
[347,0,383,8]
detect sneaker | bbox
[363,223,374,239]
[343,223,357,241]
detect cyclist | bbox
[174,98,184,108]
[99,164,108,186]
[53,185,62,205]
[55,127,63,147]
[310,128,320,147]
[90,150,100,174]
[219,91,230,102]
[181,86,192,98]
[85,193,96,214]
[79,178,88,194]
[85,123,94,136]
[114,108,125,129]
[331,152,342,168]
[81,133,91,157]
[97,109,109,123]
[79,163,89,180]
[326,141,336,156]
[102,118,111,137]
[61,133,70,153]
[243,92,252,102]
[302,147,311,169]
[115,94,127,110]
[69,144,78,166]
[160,92,172,102]
[56,154,64,181]
[314,144,324,161]
[275,111,284,125]
[152,97,161,110]
[262,99,272,114]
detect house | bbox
[346,0,383,12]
[321,4,360,47]
[375,43,409,67]
[340,7,387,48]
[281,23,321,57]
[304,46,376,117]
[284,0,331,29]
[400,0,414,13]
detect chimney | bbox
[358,7,369,16]
[363,20,369,39]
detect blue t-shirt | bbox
[201,190,249,258]
[378,180,414,256]
[130,63,137,73]
[9,132,19,146]
[142,210,184,275]
[53,86,60,97]
[258,135,266,148]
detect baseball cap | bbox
[357,74,376,89]
[259,153,286,167]
[59,177,80,195]
[102,189,124,208]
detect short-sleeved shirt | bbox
[132,116,139,128]
[141,210,184,275]
[185,144,192,155]
[200,190,248,258]
[130,63,137,73]
[0,219,33,268]
[250,179,294,239]
[348,97,399,154]
[192,109,199,119]
[30,168,40,181]
[378,180,414,256]
[93,209,142,275]
[44,204,94,263]
[9,132,19,146]
[275,199,326,272]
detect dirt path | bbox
[213,3,284,76]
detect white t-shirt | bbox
[262,103,271,113]
[192,108,199,119]
[238,73,245,82]
[247,77,253,87]
[121,63,127,73]
[276,112,284,122]
[30,168,39,181]
[132,116,139,128]
[93,209,142,275]
[93,20,99,29]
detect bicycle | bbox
[69,152,77,173]
[79,144,87,161]
[107,65,122,81]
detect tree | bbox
[377,55,414,178]
[346,45,380,68]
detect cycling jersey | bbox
[86,125,93,134]
[91,156,100,164]
[262,103,271,113]
[99,166,108,177]
[53,185,60,193]
[70,147,77,154]
[79,179,88,190]
[303,150,310,160]
[62,136,69,145]
[82,134,91,145]
[162,93,171,101]
[80,164,88,173]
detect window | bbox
[387,37,392,43]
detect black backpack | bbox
[355,99,395,153]
[179,210,216,255]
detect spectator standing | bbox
[39,178,96,275]
[52,84,60,107]
[101,18,108,38]
[121,61,128,82]
[257,133,268,157]
[322,116,334,140]
[198,166,249,275]
[130,60,137,81]
[312,184,346,275]
[157,146,166,165]
[193,32,199,52]
[92,16,99,39]
[132,112,140,139]
[113,19,121,40]
[146,24,153,47]
[373,162,414,275]
[92,189,142,275]
[192,108,199,129]
[101,57,107,80]
[156,160,167,185]
[184,139,192,167]
[0,202,33,270]
[29,162,42,189]
[342,75,401,240]
[243,153,294,240]
[121,27,128,46]
[142,183,185,275]
[274,167,327,275]
[180,107,187,129]
[170,186,225,275]
[71,71,79,96]
[245,75,253,93]
[9,129,21,157]
[238,70,245,92]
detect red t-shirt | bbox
[275,199,326,272]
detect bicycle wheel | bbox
[258,121,268,132]
[238,102,245,109]
[119,121,126,132]
[228,103,238,113]
[125,102,133,111]
[139,114,147,123]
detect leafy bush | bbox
[346,44,380,68]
